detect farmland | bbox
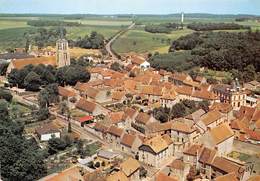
[0,16,130,52]
[0,14,259,53]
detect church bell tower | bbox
[56,38,70,68]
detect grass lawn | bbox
[0,27,35,52]
[85,141,102,156]
[112,27,194,54]
[0,19,29,30]
[66,25,123,40]
[200,69,233,81]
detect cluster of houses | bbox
[3,40,260,181]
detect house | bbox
[40,166,86,181]
[123,107,138,128]
[6,56,56,74]
[210,102,233,122]
[183,144,204,165]
[244,80,260,91]
[167,159,185,181]
[140,85,163,103]
[58,86,78,109]
[155,172,178,181]
[194,76,207,84]
[202,123,234,155]
[106,125,124,147]
[138,134,173,168]
[160,89,178,108]
[184,109,206,126]
[199,110,224,132]
[120,132,143,154]
[76,98,109,116]
[120,157,141,181]
[93,122,109,139]
[106,171,129,181]
[0,52,34,62]
[134,112,155,128]
[213,83,247,110]
[198,147,217,177]
[214,173,238,181]
[170,72,193,86]
[210,156,252,181]
[169,121,198,155]
[140,61,150,70]
[108,111,125,127]
[112,91,126,103]
[35,123,60,141]
[97,150,121,165]
[84,87,112,103]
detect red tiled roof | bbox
[78,115,93,123]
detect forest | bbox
[186,22,249,31]
[70,31,105,49]
[150,31,260,82]
[24,27,105,50]
[8,59,90,91]
[27,20,82,27]
[144,23,180,33]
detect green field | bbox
[0,15,259,53]
[112,27,194,54]
[0,16,128,52]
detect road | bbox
[105,22,135,61]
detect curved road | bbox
[105,22,135,60]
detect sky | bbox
[0,0,260,15]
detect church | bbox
[6,38,71,74]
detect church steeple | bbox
[56,37,70,68]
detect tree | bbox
[0,89,13,102]
[171,102,186,118]
[0,99,9,121]
[64,66,90,86]
[36,107,49,121]
[0,62,9,75]
[68,121,72,133]
[198,100,210,112]
[110,62,121,72]
[243,64,256,82]
[24,71,41,91]
[38,83,59,108]
[48,137,67,154]
[0,100,46,180]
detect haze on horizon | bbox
[0,0,260,15]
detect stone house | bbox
[183,144,204,166]
[120,157,141,181]
[202,123,234,156]
[106,125,124,147]
[138,134,173,168]
[120,132,143,155]
[58,86,78,109]
[75,98,109,116]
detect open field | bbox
[112,27,194,54]
[0,17,127,52]
[0,15,259,53]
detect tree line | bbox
[70,31,105,49]
[145,23,180,34]
[152,99,209,123]
[27,20,82,27]
[8,61,90,91]
[24,27,105,50]
[168,31,260,82]
[187,22,250,31]
[0,99,46,180]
